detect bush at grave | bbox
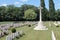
[11,28,16,33]
[28,24,31,27]
[56,25,60,27]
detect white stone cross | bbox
[39,6,43,22]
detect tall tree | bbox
[20,4,39,20]
[56,9,60,20]
[40,0,48,21]
[49,0,56,20]
[24,9,37,20]
[0,4,39,21]
[0,6,7,21]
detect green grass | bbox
[44,21,60,40]
[0,21,60,40]
[0,22,13,25]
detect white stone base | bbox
[34,21,48,30]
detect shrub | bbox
[11,28,16,33]
[24,9,37,20]
[56,25,60,27]
[28,24,31,27]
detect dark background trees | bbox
[40,0,49,21]
[24,9,37,21]
[0,4,39,21]
[0,0,60,21]
[49,0,56,21]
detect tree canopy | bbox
[0,4,39,21]
[24,9,37,20]
[0,0,60,21]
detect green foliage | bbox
[49,0,56,20]
[0,4,39,21]
[28,24,31,27]
[24,9,37,20]
[11,28,16,33]
[55,9,60,20]
[56,25,60,27]
[40,0,48,21]
[0,3,60,21]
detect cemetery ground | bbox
[0,21,60,40]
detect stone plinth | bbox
[34,21,48,30]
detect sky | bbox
[0,0,60,10]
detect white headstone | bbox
[52,31,56,40]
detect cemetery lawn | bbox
[0,21,60,40]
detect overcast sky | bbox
[0,0,60,9]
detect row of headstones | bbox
[0,23,24,30]
[0,22,23,38]
[0,21,37,39]
[6,31,24,40]
[0,21,37,31]
[24,21,38,27]
[0,21,38,31]
[54,21,60,26]
[0,23,12,38]
[0,23,13,30]
[0,21,38,30]
[0,30,9,38]
[24,21,38,24]
[0,23,24,38]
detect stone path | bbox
[52,31,56,40]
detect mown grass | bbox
[0,21,60,40]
